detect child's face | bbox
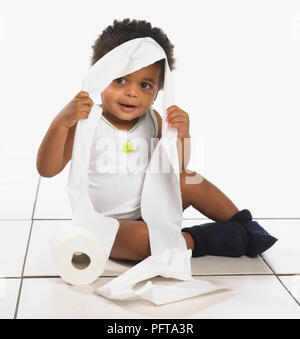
[100,62,161,121]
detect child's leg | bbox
[179,170,277,257]
[109,219,150,261]
[109,219,194,261]
[110,171,242,261]
[179,170,239,221]
[180,170,248,257]
[109,217,246,260]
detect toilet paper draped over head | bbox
[51,37,226,305]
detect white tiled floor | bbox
[1,167,300,319]
[0,156,39,220]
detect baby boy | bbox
[36,18,277,262]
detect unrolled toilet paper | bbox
[51,37,228,304]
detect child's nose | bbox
[124,84,138,97]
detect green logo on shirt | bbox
[122,140,136,154]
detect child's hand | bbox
[58,91,94,128]
[166,105,190,139]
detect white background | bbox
[0,0,299,217]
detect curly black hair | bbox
[90,18,176,89]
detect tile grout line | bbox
[7,273,300,279]
[15,273,300,279]
[1,218,300,222]
[13,176,41,319]
[183,218,300,221]
[260,255,300,307]
[20,218,300,222]
[0,218,298,221]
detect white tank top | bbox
[88,105,159,220]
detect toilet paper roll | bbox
[51,224,107,285]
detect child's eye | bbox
[141,82,151,89]
[114,78,151,89]
[115,78,126,84]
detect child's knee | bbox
[180,170,204,186]
[111,220,150,261]
[129,221,150,260]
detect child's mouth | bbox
[119,103,137,113]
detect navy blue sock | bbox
[181,221,247,257]
[228,209,278,257]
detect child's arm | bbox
[153,108,191,171]
[36,91,93,177]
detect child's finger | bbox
[79,109,91,119]
[168,116,186,124]
[166,113,181,122]
[76,91,89,98]
[166,111,185,120]
[81,98,94,107]
[168,120,185,127]
[166,105,179,112]
[168,116,185,122]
